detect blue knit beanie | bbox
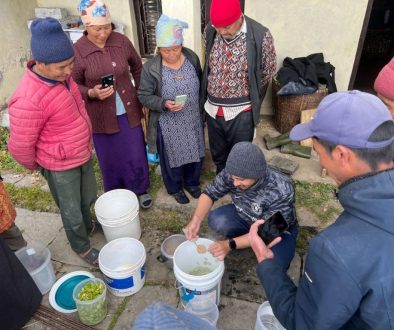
[30,18,74,63]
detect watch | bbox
[228,238,237,251]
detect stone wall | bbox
[0,1,37,108]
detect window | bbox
[133,0,162,58]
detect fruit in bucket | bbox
[78,281,105,301]
[74,279,107,325]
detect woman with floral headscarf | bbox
[138,15,205,204]
[72,0,152,208]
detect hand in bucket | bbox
[182,228,207,254]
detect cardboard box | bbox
[35,7,68,19]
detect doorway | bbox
[349,0,394,92]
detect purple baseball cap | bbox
[290,90,394,148]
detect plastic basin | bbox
[73,278,107,325]
[15,241,55,294]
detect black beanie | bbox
[30,18,74,64]
[225,142,267,179]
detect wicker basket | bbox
[272,77,328,133]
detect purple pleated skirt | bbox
[93,114,149,194]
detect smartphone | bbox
[101,74,114,89]
[174,94,187,105]
[257,211,289,245]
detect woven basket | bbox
[272,77,328,133]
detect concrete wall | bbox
[37,0,140,50]
[245,0,369,113]
[0,1,37,108]
[246,0,368,92]
[162,0,203,59]
[245,0,368,90]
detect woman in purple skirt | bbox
[72,0,152,208]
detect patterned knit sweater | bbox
[207,30,276,107]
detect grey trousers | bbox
[40,158,97,254]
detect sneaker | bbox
[184,186,202,199]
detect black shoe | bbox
[184,186,201,199]
[171,190,190,204]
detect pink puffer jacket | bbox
[8,63,93,171]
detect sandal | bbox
[79,248,100,266]
[138,193,153,209]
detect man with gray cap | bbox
[184,142,297,269]
[8,18,99,265]
[249,90,394,329]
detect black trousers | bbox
[207,110,254,173]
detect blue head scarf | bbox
[155,14,188,47]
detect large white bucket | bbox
[173,238,224,306]
[254,301,286,330]
[95,189,141,242]
[98,237,146,297]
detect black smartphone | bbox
[101,74,114,89]
[257,211,289,245]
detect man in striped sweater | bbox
[201,0,276,173]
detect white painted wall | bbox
[245,0,369,113]
[0,1,37,108]
[246,0,368,92]
[162,0,203,58]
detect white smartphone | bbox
[175,94,187,105]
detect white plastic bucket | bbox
[173,238,224,306]
[73,278,107,325]
[95,189,141,241]
[254,301,286,330]
[185,300,219,327]
[15,241,56,294]
[98,237,146,297]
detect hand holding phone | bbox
[101,74,114,89]
[174,94,187,105]
[89,83,114,100]
[257,212,289,245]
